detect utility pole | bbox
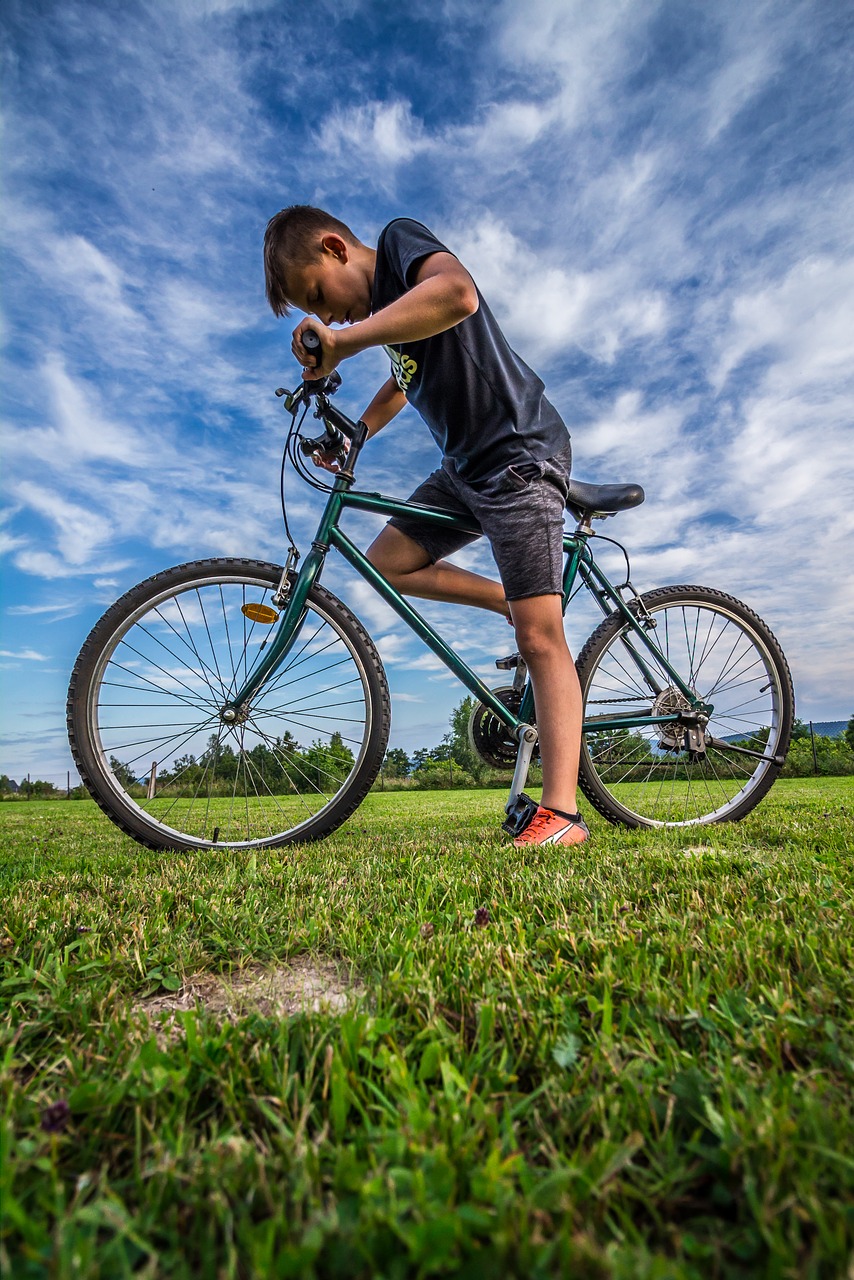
[809,721,818,775]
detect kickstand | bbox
[501,723,539,837]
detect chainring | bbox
[468,686,538,768]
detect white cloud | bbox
[446,217,668,361]
[702,2,795,142]
[582,391,685,465]
[319,100,430,172]
[13,355,146,467]
[404,653,446,672]
[0,648,48,660]
[6,602,80,616]
[713,255,854,393]
[495,0,656,131]
[155,279,256,350]
[13,483,114,566]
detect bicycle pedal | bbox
[495,652,521,670]
[502,792,539,837]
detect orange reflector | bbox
[241,603,279,624]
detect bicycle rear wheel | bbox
[68,558,390,850]
[576,585,793,827]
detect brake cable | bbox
[279,401,310,554]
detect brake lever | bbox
[275,366,342,413]
[275,385,307,414]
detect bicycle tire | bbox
[576,585,794,827]
[67,558,390,850]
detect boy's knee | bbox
[512,611,568,665]
[516,633,561,665]
[367,527,432,580]
[365,538,389,573]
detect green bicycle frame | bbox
[222,451,710,736]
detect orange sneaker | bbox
[513,805,589,848]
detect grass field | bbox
[1,778,852,1278]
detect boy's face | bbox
[288,235,371,327]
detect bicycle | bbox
[67,340,795,851]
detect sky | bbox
[1,0,853,781]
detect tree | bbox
[448,696,484,778]
[845,713,854,754]
[109,756,138,787]
[19,778,59,798]
[782,733,854,777]
[383,748,410,778]
[301,732,354,791]
[245,732,304,792]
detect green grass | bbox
[1,778,852,1278]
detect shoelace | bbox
[519,808,556,839]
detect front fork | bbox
[219,539,330,725]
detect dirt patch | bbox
[134,956,364,1042]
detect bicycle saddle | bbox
[565,479,645,519]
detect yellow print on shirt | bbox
[385,345,418,393]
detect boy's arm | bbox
[293,253,478,378]
[361,377,407,439]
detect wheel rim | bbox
[86,571,374,847]
[581,597,786,826]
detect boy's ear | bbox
[319,233,350,263]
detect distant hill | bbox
[722,720,849,745]
[806,721,848,739]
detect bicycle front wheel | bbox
[68,558,390,850]
[576,585,793,827]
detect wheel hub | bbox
[652,687,693,751]
[220,702,251,726]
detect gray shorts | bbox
[387,443,572,601]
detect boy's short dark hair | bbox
[263,205,359,316]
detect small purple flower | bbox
[474,907,491,928]
[40,1099,70,1133]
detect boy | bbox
[263,206,587,847]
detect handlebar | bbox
[275,345,367,475]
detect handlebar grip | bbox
[301,329,322,369]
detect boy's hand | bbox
[311,437,350,473]
[291,319,341,379]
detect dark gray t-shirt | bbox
[371,218,570,483]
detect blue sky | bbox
[1,0,852,780]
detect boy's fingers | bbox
[312,451,339,472]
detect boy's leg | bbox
[367,526,510,617]
[369,530,585,831]
[508,593,582,815]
